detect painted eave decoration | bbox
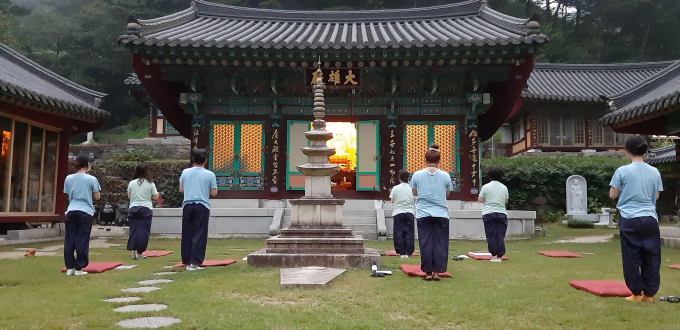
[600,59,680,126]
[0,43,109,123]
[522,61,675,103]
[117,0,548,50]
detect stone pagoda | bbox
[248,67,381,269]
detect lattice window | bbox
[212,123,235,173]
[434,125,456,174]
[536,115,549,145]
[591,119,603,144]
[239,124,263,173]
[574,118,585,144]
[405,124,428,173]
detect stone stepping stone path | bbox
[116,317,181,328]
[121,287,161,293]
[138,279,172,286]
[153,272,179,276]
[114,304,168,313]
[103,297,142,303]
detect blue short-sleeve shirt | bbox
[180,166,218,210]
[610,162,663,220]
[64,173,101,216]
[410,168,451,219]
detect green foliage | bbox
[481,157,628,212]
[567,219,595,229]
[88,160,189,209]
[110,151,153,162]
[541,211,568,223]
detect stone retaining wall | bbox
[70,138,190,160]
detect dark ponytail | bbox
[624,135,648,156]
[425,143,441,164]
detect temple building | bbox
[125,73,181,138]
[118,0,547,202]
[506,61,675,156]
[0,43,109,224]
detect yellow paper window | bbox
[434,125,456,173]
[405,124,428,173]
[212,123,235,173]
[239,124,263,173]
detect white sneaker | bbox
[186,264,204,271]
[399,255,404,259]
[66,269,75,276]
[74,270,88,276]
[404,255,409,259]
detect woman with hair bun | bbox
[610,135,663,303]
[63,154,101,276]
[126,163,159,260]
[410,143,452,281]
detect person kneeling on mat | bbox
[478,166,509,263]
[127,163,159,260]
[179,149,217,271]
[63,154,101,276]
[610,135,663,303]
[410,144,451,281]
[390,169,415,258]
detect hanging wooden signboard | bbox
[304,68,361,89]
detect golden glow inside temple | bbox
[326,122,357,190]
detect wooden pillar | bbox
[55,121,71,222]
[467,119,481,198]
[382,119,400,200]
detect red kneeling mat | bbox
[569,281,633,297]
[399,264,451,278]
[60,262,123,273]
[141,250,174,257]
[669,265,680,270]
[173,259,237,268]
[385,251,419,256]
[539,251,583,258]
[467,253,509,260]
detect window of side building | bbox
[0,114,59,214]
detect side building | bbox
[506,61,674,155]
[0,43,109,224]
[118,0,548,202]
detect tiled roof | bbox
[118,0,547,50]
[522,61,674,102]
[645,146,676,165]
[124,73,141,85]
[0,43,109,120]
[601,60,680,125]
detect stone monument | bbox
[566,175,587,215]
[248,67,381,269]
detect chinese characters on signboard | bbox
[271,125,280,187]
[388,123,397,183]
[191,122,200,150]
[469,127,479,189]
[305,68,361,89]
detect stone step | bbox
[341,199,377,209]
[354,232,378,240]
[343,209,376,217]
[343,217,377,225]
[347,224,377,234]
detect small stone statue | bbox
[570,179,583,213]
[566,175,587,215]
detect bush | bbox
[567,219,595,229]
[110,151,153,162]
[541,211,568,223]
[481,157,627,212]
[86,160,189,210]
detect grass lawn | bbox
[1,224,679,329]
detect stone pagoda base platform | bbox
[248,226,381,269]
[247,248,381,269]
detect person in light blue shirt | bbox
[609,135,663,303]
[390,169,415,258]
[479,166,509,263]
[179,149,217,271]
[63,154,101,276]
[410,143,451,281]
